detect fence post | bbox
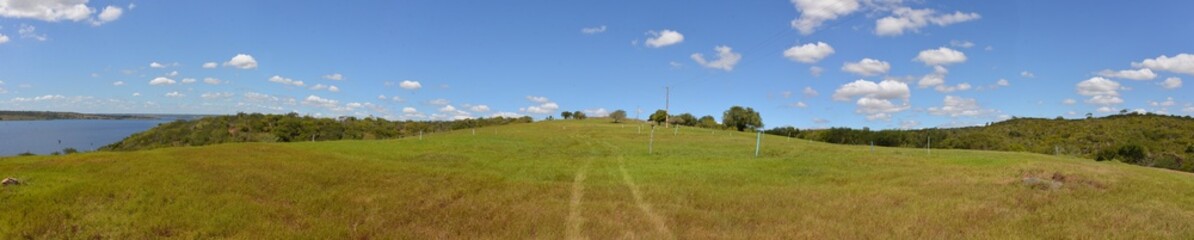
[755,130,762,157]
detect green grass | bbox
[2,119,1194,238]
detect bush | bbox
[1095,148,1118,161]
[1117,144,1148,164]
[62,148,79,154]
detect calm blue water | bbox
[0,119,171,156]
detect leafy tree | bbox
[722,106,762,131]
[62,148,79,154]
[610,110,627,123]
[649,110,668,125]
[573,111,587,120]
[696,115,719,129]
[674,113,697,126]
[1117,144,1148,164]
[561,111,572,120]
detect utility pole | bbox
[664,86,670,128]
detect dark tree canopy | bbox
[697,115,719,129]
[610,110,627,123]
[673,113,697,126]
[573,111,587,120]
[649,110,668,125]
[722,106,762,131]
[561,111,573,119]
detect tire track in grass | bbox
[566,139,596,240]
[600,141,674,239]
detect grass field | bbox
[2,119,1194,239]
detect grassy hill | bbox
[790,114,1194,172]
[3,119,1194,238]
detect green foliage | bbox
[722,106,762,131]
[696,115,719,129]
[16,152,35,156]
[101,113,533,151]
[649,110,668,125]
[785,114,1194,172]
[561,111,572,119]
[609,110,627,123]
[573,111,587,120]
[62,148,79,155]
[672,113,697,126]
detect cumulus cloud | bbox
[112,81,124,86]
[302,95,338,108]
[875,7,980,36]
[809,66,824,77]
[934,82,972,93]
[164,91,184,98]
[201,92,234,99]
[1063,98,1077,105]
[855,97,909,120]
[1150,97,1176,107]
[581,25,606,34]
[180,78,196,84]
[790,0,860,35]
[1160,77,1182,89]
[268,75,304,87]
[224,54,258,69]
[0,0,94,22]
[323,73,344,81]
[149,62,166,68]
[202,62,217,69]
[915,47,967,66]
[803,86,819,97]
[1132,54,1194,75]
[18,24,46,41]
[997,79,1009,86]
[1097,68,1157,80]
[0,34,9,44]
[520,96,559,114]
[1020,71,1035,78]
[402,107,418,114]
[148,77,176,85]
[583,108,610,117]
[428,98,450,106]
[784,42,835,63]
[928,95,994,117]
[470,105,490,112]
[203,77,221,85]
[310,84,339,92]
[841,58,890,76]
[691,46,742,71]
[1076,77,1123,107]
[645,29,684,48]
[833,79,910,101]
[90,5,122,26]
[399,80,422,90]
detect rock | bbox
[1,177,20,186]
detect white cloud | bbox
[439,105,458,112]
[302,95,338,108]
[949,40,975,48]
[996,79,1009,86]
[1160,77,1182,89]
[1086,95,1123,105]
[224,54,258,69]
[809,66,824,77]
[1020,71,1035,78]
[112,81,124,86]
[691,45,742,71]
[1150,97,1176,107]
[855,97,909,120]
[1062,98,1077,105]
[429,98,450,106]
[323,73,344,81]
[268,75,304,87]
[165,70,180,77]
[0,34,8,44]
[1097,68,1157,80]
[1133,54,1194,75]
[791,101,808,108]
[203,77,221,85]
[583,108,610,117]
[149,62,166,68]
[803,86,819,97]
[202,62,217,69]
[645,29,684,48]
[581,25,606,34]
[180,78,196,84]
[915,47,967,66]
[164,91,184,98]
[132,92,140,97]
[0,0,94,22]
[790,0,860,35]
[402,107,418,114]
[90,5,122,26]
[875,8,980,36]
[310,84,329,91]
[148,77,176,85]
[899,120,920,129]
[399,80,422,90]
[928,95,993,117]
[842,58,890,76]
[201,92,234,99]
[520,96,559,114]
[328,85,340,92]
[934,82,972,93]
[18,24,46,41]
[470,105,490,112]
[832,79,910,101]
[9,94,65,102]
[1076,77,1120,97]
[784,42,835,63]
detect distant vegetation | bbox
[769,113,1194,172]
[101,112,533,151]
[0,110,156,121]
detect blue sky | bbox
[1,0,1191,129]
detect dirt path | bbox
[566,140,596,240]
[601,141,674,239]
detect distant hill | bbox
[100,112,533,151]
[0,110,157,121]
[778,113,1194,172]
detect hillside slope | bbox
[793,114,1194,172]
[2,120,1194,238]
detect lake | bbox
[0,119,172,156]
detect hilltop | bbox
[786,113,1194,172]
[2,119,1194,238]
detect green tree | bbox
[561,111,572,120]
[674,113,697,126]
[696,115,719,129]
[610,110,627,123]
[649,110,668,125]
[722,106,763,131]
[574,111,587,120]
